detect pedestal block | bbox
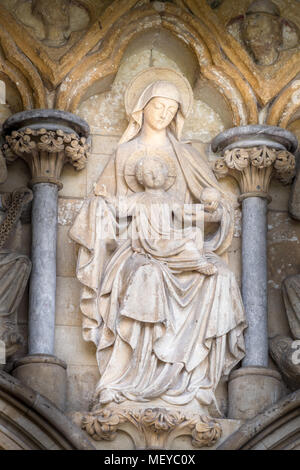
[228,367,283,420]
[13,354,67,410]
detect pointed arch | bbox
[56,3,258,126]
[0,371,94,450]
[267,79,300,128]
[0,27,46,109]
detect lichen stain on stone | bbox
[58,199,84,226]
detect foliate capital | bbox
[213,145,296,202]
[2,127,89,188]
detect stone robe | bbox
[70,133,247,411]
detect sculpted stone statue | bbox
[70,68,246,422]
[269,275,300,391]
[227,0,299,66]
[13,0,90,47]
[269,165,300,391]
[0,151,32,364]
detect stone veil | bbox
[69,68,247,416]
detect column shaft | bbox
[28,183,58,355]
[241,196,268,367]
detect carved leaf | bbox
[190,415,222,448]
[250,146,276,168]
[81,407,222,449]
[3,128,89,171]
[274,150,296,184]
[224,148,250,170]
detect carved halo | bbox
[124,149,177,192]
[124,67,194,118]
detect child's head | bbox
[135,156,169,190]
[201,187,221,204]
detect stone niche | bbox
[1,29,243,440]
[60,29,242,447]
[3,20,297,450]
[267,116,300,347]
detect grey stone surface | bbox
[0,370,95,449]
[2,109,90,138]
[218,388,300,450]
[29,183,58,355]
[228,366,283,420]
[242,196,269,367]
[13,354,67,410]
[211,125,298,154]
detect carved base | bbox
[228,367,284,420]
[80,404,222,449]
[12,354,67,411]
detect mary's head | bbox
[120,69,193,145]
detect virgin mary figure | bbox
[70,68,247,415]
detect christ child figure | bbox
[95,155,222,276]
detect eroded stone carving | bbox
[227,0,299,66]
[70,68,246,448]
[269,335,300,392]
[270,275,300,391]
[0,152,32,362]
[213,146,296,201]
[82,406,222,449]
[13,0,90,47]
[269,198,300,389]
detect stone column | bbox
[212,125,298,420]
[2,110,89,409]
[29,182,58,355]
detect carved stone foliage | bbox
[213,146,296,200]
[2,128,89,187]
[227,0,299,66]
[81,407,222,449]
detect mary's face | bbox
[143,97,179,131]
